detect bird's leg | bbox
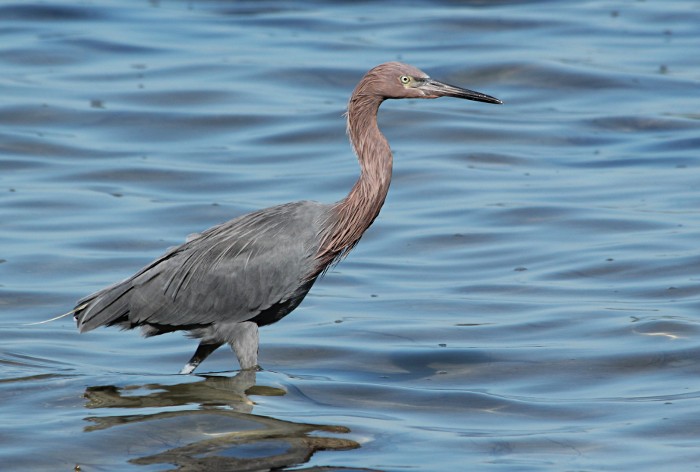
[229,321,259,370]
[180,341,223,374]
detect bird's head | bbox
[359,62,502,104]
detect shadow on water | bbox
[79,371,377,472]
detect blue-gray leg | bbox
[180,341,223,374]
[179,321,259,374]
[229,321,259,370]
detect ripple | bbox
[0,3,106,21]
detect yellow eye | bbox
[400,75,411,85]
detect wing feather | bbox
[76,201,328,332]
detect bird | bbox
[73,62,501,374]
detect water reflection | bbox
[81,371,373,471]
[84,369,263,413]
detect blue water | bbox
[2,1,700,470]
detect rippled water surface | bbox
[2,1,700,470]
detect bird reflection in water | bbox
[79,371,376,471]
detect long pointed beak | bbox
[420,78,502,104]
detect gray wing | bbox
[76,200,329,332]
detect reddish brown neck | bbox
[315,93,393,272]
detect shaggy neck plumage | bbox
[315,87,393,273]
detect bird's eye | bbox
[400,75,411,85]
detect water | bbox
[2,0,700,470]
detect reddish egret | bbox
[73,62,501,374]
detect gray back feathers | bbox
[76,201,330,333]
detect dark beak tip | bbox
[480,95,502,105]
[473,95,503,105]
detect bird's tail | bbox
[25,280,134,330]
[74,281,134,333]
